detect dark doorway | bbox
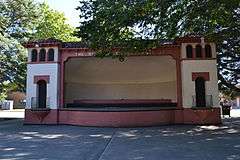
[195,77,206,107]
[37,80,47,108]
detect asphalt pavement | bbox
[0,118,239,160]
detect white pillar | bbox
[237,97,240,108]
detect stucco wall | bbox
[181,60,219,108]
[64,82,177,103]
[26,63,60,109]
[64,56,177,103]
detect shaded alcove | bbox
[64,56,177,107]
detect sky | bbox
[37,0,80,27]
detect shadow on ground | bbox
[0,118,239,160]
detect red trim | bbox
[60,46,181,62]
[175,37,213,44]
[202,46,206,59]
[60,48,92,52]
[24,36,213,48]
[27,61,60,64]
[176,56,183,108]
[24,43,60,48]
[60,56,65,108]
[192,46,196,58]
[34,75,50,83]
[192,72,210,81]
[73,99,173,104]
[181,58,216,61]
[24,108,221,126]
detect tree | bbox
[33,3,79,42]
[76,0,240,92]
[0,0,41,42]
[77,1,183,57]
[0,0,40,98]
[0,0,79,100]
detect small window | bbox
[186,45,193,58]
[31,49,38,62]
[39,49,46,62]
[205,45,212,58]
[48,48,55,61]
[196,45,202,58]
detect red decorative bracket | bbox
[192,72,210,81]
[34,75,50,83]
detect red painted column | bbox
[60,53,65,108]
[192,46,196,59]
[176,56,183,108]
[202,46,206,59]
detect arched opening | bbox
[195,77,206,107]
[37,80,47,108]
[39,49,46,62]
[196,45,202,58]
[31,49,38,62]
[48,48,55,61]
[205,45,212,58]
[186,45,193,58]
[64,56,177,108]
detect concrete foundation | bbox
[24,108,221,127]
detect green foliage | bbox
[0,38,26,100]
[77,0,240,92]
[77,0,183,56]
[0,81,8,102]
[0,35,27,93]
[0,0,41,42]
[33,3,79,42]
[0,0,38,97]
[0,0,79,101]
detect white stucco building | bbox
[23,35,221,126]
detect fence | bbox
[192,95,213,107]
[31,97,50,109]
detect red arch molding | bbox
[34,75,50,84]
[59,46,183,109]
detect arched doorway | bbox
[37,80,47,108]
[195,77,206,107]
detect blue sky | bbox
[37,0,80,27]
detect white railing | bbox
[31,97,50,109]
[192,95,213,107]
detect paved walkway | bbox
[231,109,240,118]
[0,118,240,160]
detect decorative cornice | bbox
[23,38,62,48]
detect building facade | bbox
[24,35,221,127]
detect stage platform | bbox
[63,106,177,112]
[24,98,221,127]
[24,108,221,127]
[66,99,177,109]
